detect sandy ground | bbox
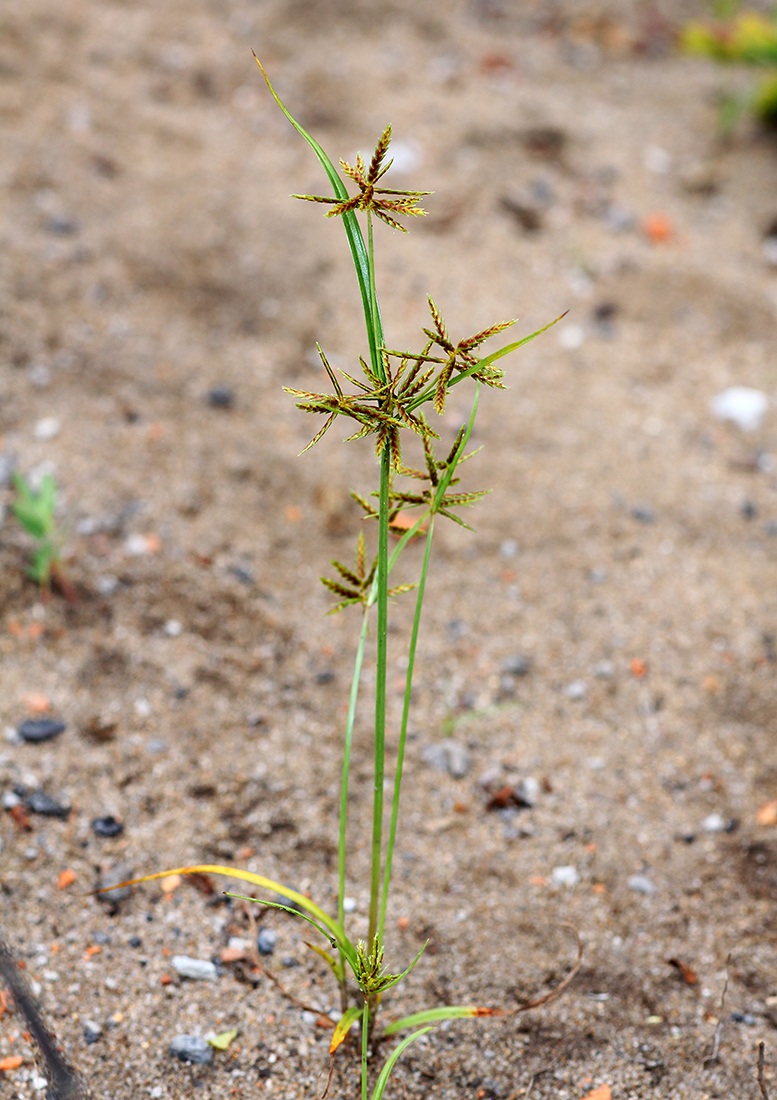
[1,1,777,1097]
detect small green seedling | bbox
[12,473,74,600]
[100,60,580,1099]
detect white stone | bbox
[559,324,585,350]
[172,955,218,981]
[34,417,61,441]
[164,619,183,636]
[551,865,579,887]
[711,387,768,432]
[702,812,726,833]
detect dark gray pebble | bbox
[281,956,299,968]
[92,815,124,838]
[169,1035,214,1065]
[256,928,278,956]
[46,215,78,236]
[96,863,134,908]
[207,385,234,409]
[315,670,335,685]
[501,654,531,677]
[128,936,142,948]
[92,930,111,946]
[229,564,254,585]
[25,790,70,819]
[741,500,758,521]
[731,1012,757,1025]
[19,718,66,744]
[630,506,655,524]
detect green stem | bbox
[361,1000,370,1100]
[379,514,435,941]
[366,211,385,384]
[368,444,391,947]
[337,606,370,994]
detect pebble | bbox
[501,653,531,677]
[342,897,358,913]
[33,417,61,441]
[18,718,66,744]
[169,1035,214,1065]
[92,815,124,838]
[422,740,472,779]
[630,506,655,523]
[559,324,585,350]
[500,538,519,558]
[256,928,278,956]
[92,930,111,945]
[164,619,183,637]
[731,1012,757,1026]
[83,1021,102,1044]
[25,789,70,819]
[565,679,587,700]
[207,385,235,409]
[702,813,726,833]
[45,215,78,236]
[627,874,656,894]
[0,452,17,488]
[128,936,142,948]
[551,865,579,887]
[515,776,540,807]
[96,863,134,908]
[711,387,768,432]
[2,790,21,809]
[172,956,218,981]
[594,660,615,679]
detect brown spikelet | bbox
[457,318,516,352]
[355,531,366,579]
[434,361,454,414]
[369,125,392,182]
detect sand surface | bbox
[1,1,777,1097]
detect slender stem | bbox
[368,445,391,947]
[337,606,370,998]
[361,1000,370,1100]
[379,514,435,941]
[366,211,385,384]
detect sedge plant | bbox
[104,61,578,1099]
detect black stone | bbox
[207,385,234,409]
[18,718,66,744]
[92,815,124,838]
[25,790,70,819]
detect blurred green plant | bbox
[12,473,74,600]
[682,7,777,129]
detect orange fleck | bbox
[0,1055,24,1072]
[22,693,50,715]
[266,1014,275,1025]
[144,533,162,554]
[397,916,410,931]
[756,800,777,827]
[221,946,247,963]
[584,1086,612,1100]
[83,945,102,959]
[478,1090,486,1099]
[643,213,673,244]
[629,658,647,678]
[284,505,302,523]
[500,569,517,583]
[159,973,171,986]
[161,947,172,957]
[50,943,60,953]
[160,874,182,894]
[586,841,597,852]
[147,422,165,441]
[592,883,607,894]
[57,869,76,890]
[453,801,469,813]
[236,846,255,861]
[321,643,334,657]
[703,675,720,695]
[10,805,32,832]
[529,875,547,886]
[7,621,22,637]
[27,623,44,640]
[389,511,426,537]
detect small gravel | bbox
[172,956,219,981]
[168,1035,214,1065]
[18,718,66,744]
